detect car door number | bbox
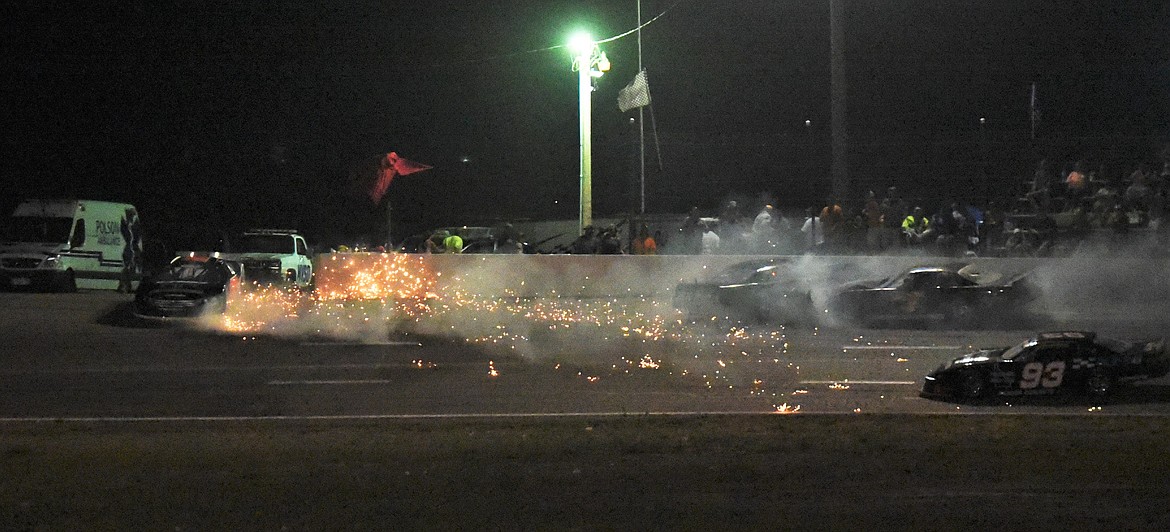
[1019,361,1066,389]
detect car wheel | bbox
[957,370,987,400]
[948,304,976,328]
[1086,368,1115,398]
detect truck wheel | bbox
[55,270,77,293]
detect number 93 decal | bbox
[1019,361,1066,389]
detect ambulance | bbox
[0,199,144,292]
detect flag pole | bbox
[385,198,393,249]
[637,0,645,215]
[1030,82,1037,140]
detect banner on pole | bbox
[618,69,652,112]
[369,152,433,204]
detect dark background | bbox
[3,0,1168,250]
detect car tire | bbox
[957,370,987,401]
[1086,368,1115,398]
[948,304,976,328]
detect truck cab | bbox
[223,229,313,287]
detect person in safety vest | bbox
[901,206,931,246]
[442,231,464,253]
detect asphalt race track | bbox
[3,289,1170,529]
[2,292,1169,420]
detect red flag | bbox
[369,152,433,203]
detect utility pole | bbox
[637,0,646,215]
[830,0,849,201]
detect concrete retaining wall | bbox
[315,253,1170,315]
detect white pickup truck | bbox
[221,229,313,288]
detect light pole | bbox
[568,32,609,235]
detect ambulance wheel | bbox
[55,270,77,293]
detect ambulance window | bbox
[69,220,86,248]
[296,238,307,255]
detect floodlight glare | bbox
[568,32,594,56]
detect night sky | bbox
[3,1,1168,249]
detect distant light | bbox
[460,156,471,164]
[804,119,811,127]
[980,117,986,124]
[568,32,593,56]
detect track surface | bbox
[2,292,1168,419]
[4,291,1170,529]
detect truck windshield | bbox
[232,234,292,254]
[2,216,73,244]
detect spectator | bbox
[426,231,448,253]
[932,205,957,255]
[679,207,703,254]
[701,222,721,254]
[819,197,844,252]
[1065,161,1088,200]
[597,226,624,254]
[719,200,743,227]
[949,202,977,255]
[1026,159,1053,214]
[845,209,868,252]
[879,187,906,251]
[983,200,1005,253]
[631,224,657,255]
[800,207,824,252]
[443,231,464,254]
[718,201,749,253]
[569,226,599,254]
[493,224,525,254]
[901,207,931,246]
[862,190,883,253]
[751,204,779,252]
[1124,164,1152,213]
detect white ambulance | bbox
[0,199,144,292]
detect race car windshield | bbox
[1095,336,1132,353]
[877,273,908,289]
[711,262,777,284]
[1001,339,1037,360]
[161,260,227,283]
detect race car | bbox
[133,254,245,320]
[921,331,1169,401]
[673,258,814,325]
[826,262,1037,328]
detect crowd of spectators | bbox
[647,147,1170,258]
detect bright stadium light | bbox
[568,31,608,235]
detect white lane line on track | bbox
[801,380,916,385]
[841,345,963,351]
[268,379,392,385]
[3,411,1166,423]
[0,362,485,375]
[301,341,422,346]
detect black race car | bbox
[921,331,1169,402]
[673,258,814,324]
[826,263,1037,328]
[133,254,244,320]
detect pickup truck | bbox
[221,229,313,287]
